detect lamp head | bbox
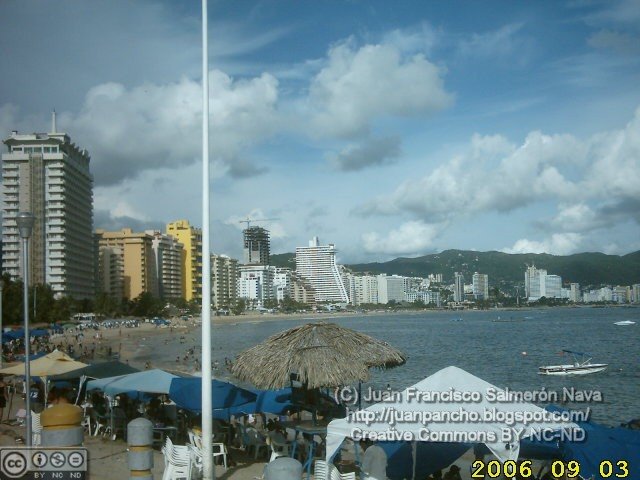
[16,212,36,239]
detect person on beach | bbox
[0,375,7,420]
[443,465,462,480]
[359,439,388,480]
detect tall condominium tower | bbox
[147,230,183,300]
[453,272,465,302]
[472,272,489,300]
[243,226,270,265]
[166,220,202,302]
[295,236,349,303]
[211,254,238,310]
[1,117,94,299]
[95,228,158,301]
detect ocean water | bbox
[134,306,639,425]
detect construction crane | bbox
[238,217,279,229]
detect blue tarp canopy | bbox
[546,405,640,480]
[52,360,140,380]
[229,388,295,416]
[378,441,471,480]
[2,329,49,343]
[87,369,178,396]
[169,377,256,418]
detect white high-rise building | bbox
[211,254,239,310]
[295,237,349,303]
[377,275,405,304]
[525,265,562,300]
[632,284,640,304]
[570,283,581,303]
[273,267,292,302]
[238,264,274,308]
[472,272,489,300]
[147,230,183,300]
[2,118,94,299]
[453,272,465,302]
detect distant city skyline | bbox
[1,0,639,264]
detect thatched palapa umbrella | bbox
[231,322,406,390]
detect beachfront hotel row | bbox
[2,122,640,310]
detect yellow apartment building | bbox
[95,228,157,301]
[166,220,202,302]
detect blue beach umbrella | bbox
[169,377,257,418]
[87,369,178,396]
[229,388,295,416]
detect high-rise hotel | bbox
[1,115,94,299]
[296,236,349,303]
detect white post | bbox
[22,237,32,447]
[201,1,214,479]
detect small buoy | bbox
[521,351,527,356]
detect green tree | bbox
[231,298,246,315]
[130,292,163,317]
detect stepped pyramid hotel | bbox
[1,114,94,299]
[296,236,349,304]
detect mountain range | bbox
[270,250,640,287]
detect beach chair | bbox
[314,460,329,480]
[161,437,192,480]
[188,430,228,469]
[31,411,42,446]
[267,431,290,462]
[245,426,268,459]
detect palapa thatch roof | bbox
[230,322,406,389]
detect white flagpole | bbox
[201,0,214,478]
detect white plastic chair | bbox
[188,430,228,470]
[31,411,42,446]
[314,460,329,480]
[267,431,290,462]
[245,427,268,459]
[161,437,192,480]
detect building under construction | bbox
[243,226,270,265]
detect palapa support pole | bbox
[127,418,154,480]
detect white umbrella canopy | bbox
[0,349,88,378]
[326,366,578,467]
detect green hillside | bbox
[348,249,640,286]
[271,250,640,287]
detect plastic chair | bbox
[245,427,268,459]
[267,431,291,462]
[161,437,192,480]
[314,460,329,480]
[188,430,228,470]
[31,411,42,446]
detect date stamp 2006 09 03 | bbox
[471,459,630,479]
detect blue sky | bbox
[1,0,639,262]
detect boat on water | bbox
[614,320,636,326]
[538,350,608,376]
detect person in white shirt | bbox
[359,439,388,480]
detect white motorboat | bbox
[614,320,636,326]
[539,350,608,376]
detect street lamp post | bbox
[0,278,4,369]
[16,212,35,447]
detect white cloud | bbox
[362,221,444,255]
[457,23,531,63]
[328,136,401,171]
[225,209,287,240]
[362,130,584,219]
[307,38,453,137]
[502,233,583,255]
[63,71,279,185]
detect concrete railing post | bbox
[41,403,84,447]
[128,417,154,480]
